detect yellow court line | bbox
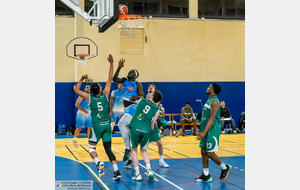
[58,156,110,190]
[144,172,159,181]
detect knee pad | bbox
[88,144,96,153]
[103,142,116,162]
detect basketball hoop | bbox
[76,54,90,66]
[119,15,142,38]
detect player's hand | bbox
[196,132,205,140]
[109,112,113,117]
[81,74,88,80]
[118,58,125,68]
[130,95,140,101]
[107,54,114,64]
[83,110,89,114]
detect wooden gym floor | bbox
[55,133,245,190]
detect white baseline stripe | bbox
[112,147,184,190]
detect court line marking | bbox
[218,148,245,156]
[112,147,184,190]
[144,172,159,181]
[63,146,110,190]
[79,144,133,190]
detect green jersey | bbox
[89,93,110,124]
[200,96,221,134]
[183,107,192,119]
[129,98,159,133]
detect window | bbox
[55,0,74,16]
[119,0,189,18]
[198,0,245,19]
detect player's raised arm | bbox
[136,82,144,98]
[74,75,90,102]
[109,91,114,117]
[103,54,114,97]
[112,58,126,83]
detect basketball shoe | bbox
[132,172,142,181]
[71,138,79,148]
[195,173,212,182]
[220,164,232,180]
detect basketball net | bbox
[119,15,142,38]
[76,54,90,66]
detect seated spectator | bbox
[157,102,175,136]
[238,111,245,132]
[177,102,197,136]
[220,101,237,134]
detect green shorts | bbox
[89,121,111,143]
[199,131,220,152]
[130,128,150,150]
[159,118,169,128]
[150,124,161,143]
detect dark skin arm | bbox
[130,82,144,101]
[109,93,114,117]
[112,59,126,83]
[197,100,219,140]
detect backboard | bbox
[66,37,98,59]
[60,0,119,33]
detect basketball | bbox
[119,4,128,15]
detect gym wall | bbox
[55,16,245,129]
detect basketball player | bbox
[195,83,232,182]
[109,83,124,133]
[74,54,121,181]
[146,84,169,168]
[129,90,163,181]
[72,84,92,148]
[112,59,144,166]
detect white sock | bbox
[220,162,227,170]
[94,157,99,165]
[134,166,139,175]
[159,155,163,162]
[146,164,151,172]
[203,168,209,176]
[112,164,118,172]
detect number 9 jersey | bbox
[129,98,159,133]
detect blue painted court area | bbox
[55,156,245,190]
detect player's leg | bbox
[140,133,154,180]
[221,120,225,134]
[156,140,169,168]
[88,124,106,178]
[110,122,115,133]
[130,128,142,181]
[72,117,84,148]
[230,119,237,134]
[123,127,133,168]
[102,123,121,180]
[192,119,197,135]
[85,115,92,144]
[86,127,91,144]
[72,128,82,148]
[118,113,132,161]
[196,136,212,182]
[180,119,186,136]
[205,135,232,180]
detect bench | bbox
[171,113,201,131]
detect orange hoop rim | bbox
[119,15,142,20]
[76,54,90,58]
